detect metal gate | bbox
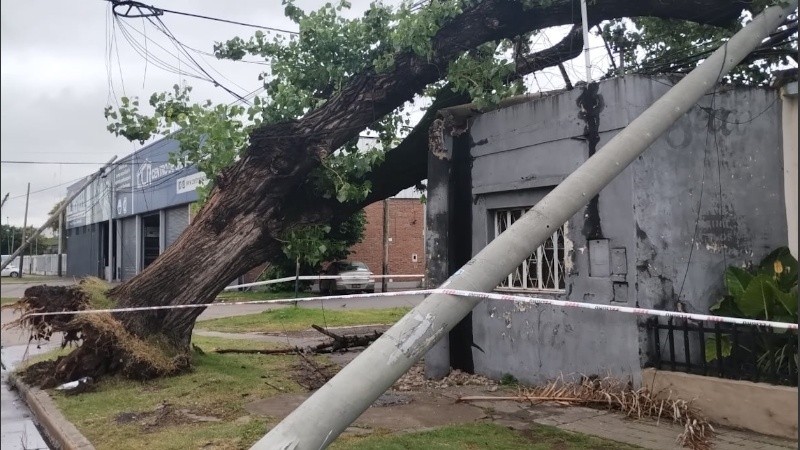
[164,206,189,249]
[120,216,137,281]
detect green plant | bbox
[705,247,798,379]
[500,373,519,386]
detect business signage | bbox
[112,138,201,218]
[65,137,205,228]
[65,176,111,229]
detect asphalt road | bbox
[1,278,75,299]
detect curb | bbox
[8,373,95,450]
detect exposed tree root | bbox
[6,280,191,388]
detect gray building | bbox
[65,137,206,281]
[425,75,793,385]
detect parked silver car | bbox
[320,261,375,294]
[1,265,20,278]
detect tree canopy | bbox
[102,0,794,267]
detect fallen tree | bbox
[14,0,782,385]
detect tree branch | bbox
[358,25,585,207]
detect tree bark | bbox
[32,0,749,384]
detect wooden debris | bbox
[457,375,714,450]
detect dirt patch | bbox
[291,354,339,390]
[114,403,223,432]
[244,387,490,432]
[372,391,412,407]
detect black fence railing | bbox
[645,317,797,387]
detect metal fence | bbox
[646,317,798,387]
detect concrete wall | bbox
[781,82,798,257]
[440,75,788,385]
[634,82,787,367]
[23,254,66,276]
[643,368,798,439]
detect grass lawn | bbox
[27,337,639,450]
[1,297,19,305]
[47,336,301,450]
[215,290,317,303]
[196,306,411,333]
[332,423,640,449]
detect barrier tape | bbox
[224,274,424,291]
[17,288,797,330]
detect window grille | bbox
[492,208,568,292]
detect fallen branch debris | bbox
[457,375,714,450]
[213,324,383,356]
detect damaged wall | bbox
[428,75,788,385]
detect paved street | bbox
[1,278,75,299]
[1,317,58,450]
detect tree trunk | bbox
[24,0,748,385]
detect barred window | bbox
[492,208,568,292]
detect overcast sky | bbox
[0,0,604,228]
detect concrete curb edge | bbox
[8,373,95,450]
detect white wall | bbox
[782,82,798,257]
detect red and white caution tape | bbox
[224,274,424,291]
[19,288,797,330]
[436,289,799,330]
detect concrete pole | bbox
[19,183,30,277]
[1,156,118,271]
[580,0,592,82]
[252,3,796,449]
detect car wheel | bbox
[10,271,19,278]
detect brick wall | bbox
[346,198,425,275]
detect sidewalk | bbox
[1,343,59,450]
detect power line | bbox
[110,1,299,35]
[2,161,111,165]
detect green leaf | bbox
[709,296,741,317]
[774,286,798,318]
[705,335,732,362]
[735,274,777,319]
[724,266,752,298]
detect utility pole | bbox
[18,183,30,277]
[0,193,8,213]
[57,210,64,277]
[251,3,796,448]
[381,199,389,292]
[1,156,118,271]
[580,0,591,82]
[8,217,13,258]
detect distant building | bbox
[64,137,427,285]
[346,189,426,288]
[64,137,204,280]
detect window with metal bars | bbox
[492,208,568,292]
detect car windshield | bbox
[337,261,369,271]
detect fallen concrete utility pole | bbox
[252,3,797,449]
[0,156,118,271]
